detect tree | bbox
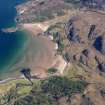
[14,92,52,105]
[20,68,33,85]
[47,68,58,74]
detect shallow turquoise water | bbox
[0,31,29,72]
[0,0,29,77]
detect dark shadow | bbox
[93,36,102,51]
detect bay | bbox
[0,0,29,79]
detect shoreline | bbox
[0,25,56,81]
[0,4,68,83]
[0,77,20,84]
[0,22,67,83]
[1,27,18,33]
[20,23,67,78]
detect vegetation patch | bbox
[64,63,87,79]
[47,68,58,74]
[0,76,87,105]
[41,76,87,100]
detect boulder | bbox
[98,63,105,73]
[79,54,87,66]
[82,48,94,58]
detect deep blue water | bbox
[0,0,28,76]
[0,0,26,28]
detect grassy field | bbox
[0,79,41,95]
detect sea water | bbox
[0,0,29,79]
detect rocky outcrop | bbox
[66,18,81,43]
[82,49,94,58]
[98,63,105,73]
[80,0,105,9]
[81,96,94,105]
[100,89,105,99]
[88,25,97,40]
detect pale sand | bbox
[28,36,56,78]
[29,40,67,78]
[22,23,49,35]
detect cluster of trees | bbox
[0,88,18,105]
[14,92,52,105]
[65,17,81,43]
[41,76,87,101]
[0,76,88,105]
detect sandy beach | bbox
[0,21,67,81]
[18,23,67,78]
